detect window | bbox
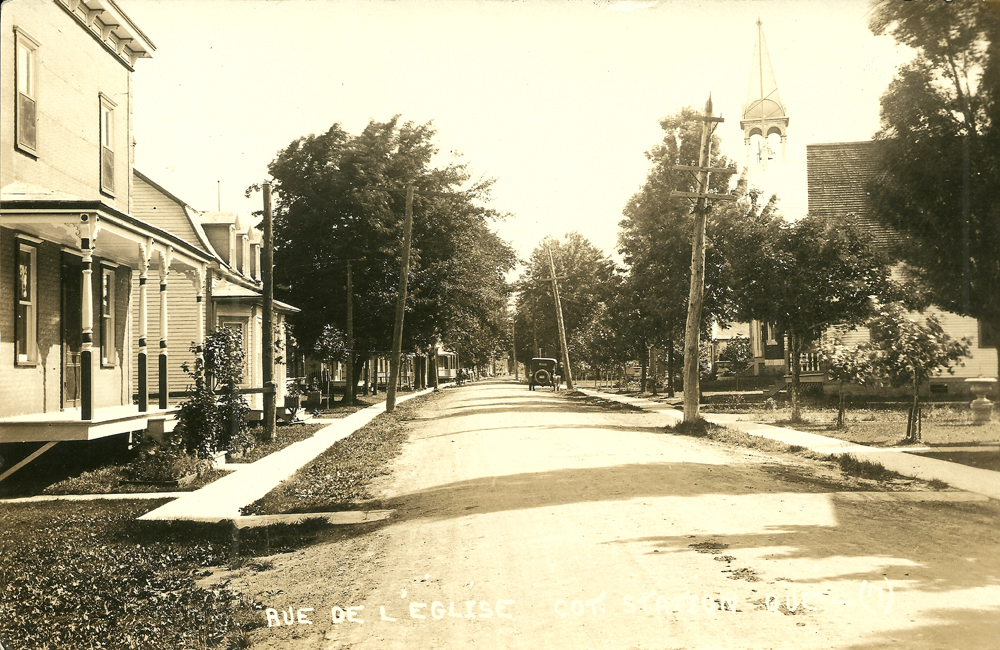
[15,28,40,154]
[219,319,248,386]
[980,320,1000,349]
[101,267,116,366]
[100,95,116,195]
[16,242,38,365]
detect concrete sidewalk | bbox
[138,388,433,522]
[579,388,1000,501]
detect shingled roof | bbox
[806,141,908,254]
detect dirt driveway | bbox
[242,380,1000,649]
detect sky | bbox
[124,0,910,268]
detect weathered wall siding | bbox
[925,308,997,379]
[132,175,201,245]
[0,229,14,412]
[0,230,63,417]
[129,274,200,404]
[1,2,131,215]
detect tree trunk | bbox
[837,383,846,429]
[908,378,922,443]
[789,330,802,422]
[651,347,658,396]
[640,346,647,394]
[667,339,675,397]
[351,354,364,398]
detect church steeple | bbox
[741,19,789,165]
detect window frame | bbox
[99,94,117,196]
[15,239,39,366]
[100,264,117,367]
[218,317,249,387]
[14,27,40,156]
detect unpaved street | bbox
[244,380,1000,649]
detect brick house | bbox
[0,1,214,460]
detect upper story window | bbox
[100,95,116,195]
[101,266,117,366]
[15,28,40,155]
[16,240,39,365]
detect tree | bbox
[818,336,875,429]
[867,305,971,443]
[175,328,250,458]
[617,108,741,353]
[255,117,514,387]
[868,2,1000,376]
[730,212,893,422]
[514,233,618,379]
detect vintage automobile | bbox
[528,358,560,391]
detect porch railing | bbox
[798,352,822,373]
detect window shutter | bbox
[17,93,36,151]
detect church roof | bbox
[742,20,788,126]
[806,141,908,253]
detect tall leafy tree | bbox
[618,107,739,353]
[867,305,971,443]
[256,117,514,383]
[868,1,1000,375]
[730,213,893,422]
[514,233,618,377]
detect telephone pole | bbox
[262,183,276,440]
[345,261,354,406]
[545,243,574,390]
[386,186,415,412]
[672,95,736,423]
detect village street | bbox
[242,380,1000,650]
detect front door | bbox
[61,254,83,409]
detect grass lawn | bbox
[0,499,261,649]
[709,402,1000,472]
[241,393,434,515]
[227,421,330,464]
[303,391,401,417]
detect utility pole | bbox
[672,95,736,423]
[262,183,276,440]
[386,185,414,413]
[545,243,574,390]
[345,260,354,406]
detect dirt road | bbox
[243,380,1000,649]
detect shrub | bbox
[126,441,209,482]
[175,328,251,458]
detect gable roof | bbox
[806,141,908,253]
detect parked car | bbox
[528,358,560,391]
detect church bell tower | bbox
[741,19,789,166]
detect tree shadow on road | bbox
[608,497,1000,596]
[374,461,840,521]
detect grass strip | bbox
[241,395,431,516]
[228,421,329,464]
[667,419,922,484]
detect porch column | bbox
[80,217,98,420]
[158,247,172,410]
[195,265,206,353]
[137,239,152,412]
